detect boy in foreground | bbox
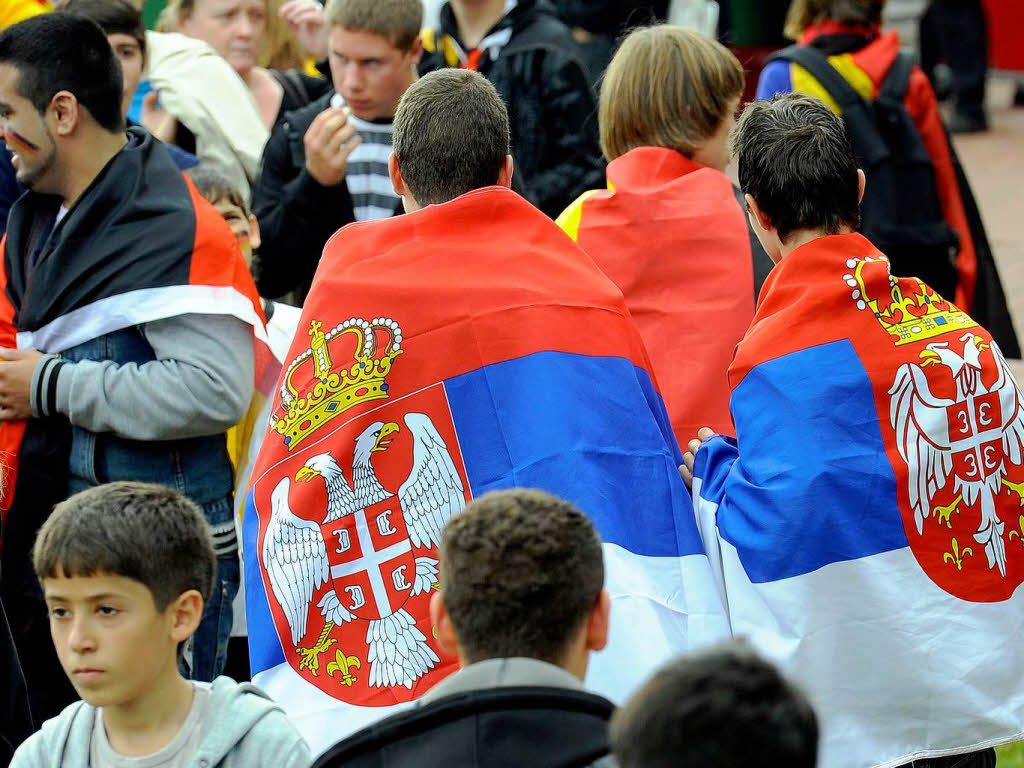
[12,482,310,767]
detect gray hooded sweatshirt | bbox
[10,677,310,768]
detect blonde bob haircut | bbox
[783,0,886,40]
[599,25,744,163]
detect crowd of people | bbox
[0,0,1020,766]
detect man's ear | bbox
[167,589,204,645]
[585,588,611,653]
[856,168,866,204]
[408,35,424,66]
[496,154,514,189]
[388,152,407,198]
[429,591,458,658]
[49,91,80,137]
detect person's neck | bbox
[102,670,194,757]
[59,131,128,209]
[778,226,854,261]
[452,0,507,48]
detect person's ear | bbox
[496,154,514,189]
[388,152,407,198]
[744,193,772,234]
[248,213,261,250]
[429,591,458,658]
[856,168,866,204]
[407,35,423,66]
[585,589,611,653]
[167,589,204,645]
[49,91,80,137]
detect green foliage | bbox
[998,742,1024,767]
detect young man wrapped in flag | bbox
[243,68,728,753]
[0,14,272,723]
[686,93,1024,768]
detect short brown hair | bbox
[783,0,885,40]
[33,482,216,610]
[440,489,604,665]
[393,68,509,206]
[599,25,744,162]
[324,0,422,50]
[187,166,250,216]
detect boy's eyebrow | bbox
[43,591,126,603]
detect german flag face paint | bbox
[5,129,39,156]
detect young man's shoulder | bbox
[11,700,93,768]
[200,677,311,768]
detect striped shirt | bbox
[332,93,398,221]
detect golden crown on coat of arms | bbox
[844,255,976,346]
[274,317,403,450]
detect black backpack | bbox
[769,45,960,300]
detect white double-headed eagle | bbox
[889,332,1024,576]
[262,412,466,688]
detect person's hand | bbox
[0,348,44,421]
[279,0,328,60]
[304,107,362,187]
[571,26,593,44]
[679,427,716,489]
[141,91,178,144]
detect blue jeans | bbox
[183,496,240,681]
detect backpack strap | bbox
[769,44,866,111]
[879,51,914,104]
[272,68,311,109]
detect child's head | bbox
[598,25,744,172]
[33,482,215,707]
[732,92,864,261]
[784,0,886,40]
[187,166,261,266]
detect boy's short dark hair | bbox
[56,0,146,63]
[187,166,250,216]
[440,488,604,665]
[733,92,861,243]
[325,0,422,51]
[0,13,124,133]
[33,482,216,610]
[393,69,510,207]
[610,640,819,768]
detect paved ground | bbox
[952,78,1024,372]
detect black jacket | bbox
[251,91,370,301]
[422,1,605,218]
[313,686,614,768]
[556,0,668,35]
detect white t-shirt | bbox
[89,684,211,768]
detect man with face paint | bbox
[0,12,267,724]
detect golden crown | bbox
[273,317,403,450]
[844,256,976,346]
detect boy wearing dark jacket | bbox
[421,0,604,218]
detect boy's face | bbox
[212,196,259,265]
[44,571,182,707]
[328,26,421,121]
[107,33,144,119]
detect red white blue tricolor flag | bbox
[693,233,1024,768]
[243,187,729,752]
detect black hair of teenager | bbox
[733,92,861,243]
[58,0,147,59]
[609,639,819,768]
[0,12,124,133]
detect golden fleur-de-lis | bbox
[943,537,974,571]
[1005,479,1024,507]
[326,650,361,687]
[1009,515,1024,544]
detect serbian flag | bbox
[0,128,274,522]
[243,186,730,753]
[557,147,773,445]
[692,232,1024,768]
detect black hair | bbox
[733,92,861,242]
[58,0,146,61]
[0,12,124,132]
[610,639,819,768]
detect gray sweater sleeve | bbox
[32,313,255,442]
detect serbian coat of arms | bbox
[847,256,1024,602]
[253,316,470,703]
